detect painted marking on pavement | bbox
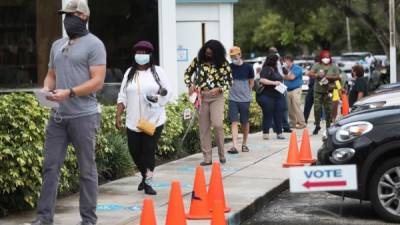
[96,204,124,212]
[177,166,238,173]
[124,205,142,212]
[152,181,192,190]
[96,204,142,212]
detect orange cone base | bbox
[300,158,317,164]
[186,213,212,220]
[283,162,304,168]
[210,207,231,213]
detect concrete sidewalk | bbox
[1,126,324,225]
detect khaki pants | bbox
[199,92,225,163]
[287,88,306,127]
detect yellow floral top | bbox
[184,57,232,91]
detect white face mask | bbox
[283,62,288,68]
[135,54,150,65]
[232,59,242,65]
[321,57,331,64]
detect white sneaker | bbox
[277,134,285,139]
[263,133,269,140]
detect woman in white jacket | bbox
[115,41,171,195]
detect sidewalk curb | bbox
[227,179,289,225]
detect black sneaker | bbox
[144,183,157,195]
[24,219,53,225]
[313,126,321,135]
[200,161,212,166]
[283,128,292,133]
[219,158,226,164]
[138,178,144,191]
[227,147,239,154]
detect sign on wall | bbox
[177,48,189,62]
[289,165,357,192]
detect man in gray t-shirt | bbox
[27,1,106,225]
[227,46,254,154]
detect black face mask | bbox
[63,14,89,39]
[205,55,213,62]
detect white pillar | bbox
[218,4,234,50]
[158,0,178,98]
[62,0,67,37]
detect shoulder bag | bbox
[136,75,159,136]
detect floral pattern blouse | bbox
[184,57,232,91]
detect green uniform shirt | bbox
[311,63,340,93]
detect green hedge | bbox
[0,92,261,216]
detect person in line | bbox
[308,50,341,135]
[303,56,319,124]
[256,54,285,140]
[116,41,172,195]
[282,55,306,129]
[26,1,106,224]
[349,64,368,106]
[227,46,254,154]
[304,77,315,124]
[269,47,291,133]
[184,40,232,166]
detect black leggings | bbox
[127,125,164,178]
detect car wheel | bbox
[369,157,400,223]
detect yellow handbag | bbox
[137,118,156,136]
[136,75,158,136]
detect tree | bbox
[234,0,400,57]
[325,0,400,56]
[251,5,347,55]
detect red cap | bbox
[133,41,154,52]
[319,50,332,63]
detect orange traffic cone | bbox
[165,181,187,225]
[140,198,157,225]
[187,166,212,219]
[211,200,226,225]
[208,162,231,213]
[299,128,316,164]
[283,131,304,168]
[341,94,349,116]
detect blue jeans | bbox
[272,93,289,132]
[256,94,284,134]
[282,93,289,129]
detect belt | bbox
[288,87,301,92]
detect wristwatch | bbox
[69,88,76,98]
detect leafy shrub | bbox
[0,94,130,215]
[96,133,134,181]
[0,93,79,213]
[249,93,262,132]
[0,93,48,212]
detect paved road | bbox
[242,190,397,225]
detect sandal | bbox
[227,147,239,154]
[242,145,250,152]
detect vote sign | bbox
[289,165,357,192]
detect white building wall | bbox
[158,0,178,98]
[176,3,234,94]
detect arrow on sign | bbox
[303,180,347,189]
